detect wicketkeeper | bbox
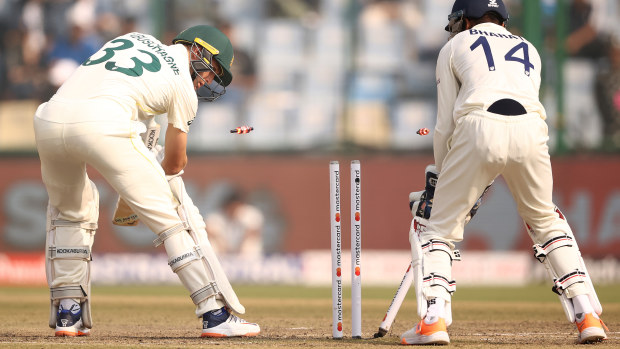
[33,25,260,338]
[401,0,608,345]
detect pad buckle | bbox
[422,240,461,262]
[423,273,456,294]
[51,220,97,230]
[190,282,220,305]
[533,235,573,263]
[50,285,87,300]
[552,270,586,295]
[153,223,187,247]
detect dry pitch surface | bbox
[0,284,618,348]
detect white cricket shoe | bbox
[54,301,90,337]
[201,307,260,338]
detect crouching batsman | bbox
[33,25,260,338]
[401,0,607,345]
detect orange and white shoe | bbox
[576,313,607,344]
[400,317,449,345]
[201,307,260,338]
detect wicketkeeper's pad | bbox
[407,164,492,326]
[409,164,493,223]
[410,216,460,326]
[409,165,438,219]
[528,207,602,323]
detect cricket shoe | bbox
[201,307,260,338]
[575,312,607,344]
[400,316,449,345]
[55,302,90,337]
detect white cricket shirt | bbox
[434,23,547,169]
[43,32,197,133]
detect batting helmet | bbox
[173,25,234,89]
[445,0,509,32]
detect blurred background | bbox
[0,0,618,287]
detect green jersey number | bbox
[83,38,161,77]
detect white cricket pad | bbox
[529,217,603,323]
[159,175,245,315]
[409,217,460,326]
[46,181,98,329]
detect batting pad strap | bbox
[423,273,456,294]
[153,223,187,247]
[190,282,220,305]
[51,220,97,230]
[422,240,461,262]
[48,246,91,260]
[533,235,573,263]
[50,285,87,300]
[552,270,586,296]
[168,248,201,272]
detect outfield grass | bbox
[0,284,618,348]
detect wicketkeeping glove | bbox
[409,165,438,219]
[464,182,492,224]
[408,164,493,224]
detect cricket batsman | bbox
[401,0,608,345]
[33,25,260,338]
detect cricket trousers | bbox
[420,109,586,299]
[33,99,183,242]
[427,109,570,244]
